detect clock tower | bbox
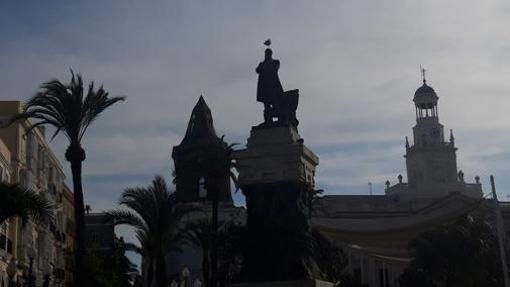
[405,77,458,189]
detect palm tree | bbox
[182,219,243,287]
[109,175,197,287]
[182,219,213,287]
[0,182,53,225]
[10,70,125,286]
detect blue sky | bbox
[2,0,510,267]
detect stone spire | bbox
[181,95,220,144]
[172,96,233,203]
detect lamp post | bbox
[26,246,36,287]
[6,260,17,287]
[181,267,190,287]
[198,178,218,287]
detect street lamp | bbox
[198,178,218,287]
[181,267,190,287]
[26,246,36,287]
[6,260,17,287]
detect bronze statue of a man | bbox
[256,48,284,123]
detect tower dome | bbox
[413,80,438,109]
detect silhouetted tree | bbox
[0,182,53,225]
[86,236,138,287]
[182,219,243,287]
[182,219,212,287]
[10,70,125,286]
[109,176,197,287]
[312,229,349,285]
[399,214,505,287]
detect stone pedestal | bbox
[229,279,334,287]
[234,126,322,282]
[235,126,318,187]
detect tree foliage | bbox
[87,237,139,287]
[182,218,243,286]
[109,175,197,287]
[312,229,350,285]
[399,214,505,287]
[0,182,53,225]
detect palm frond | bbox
[0,183,54,225]
[108,210,148,233]
[110,175,196,271]
[9,70,125,145]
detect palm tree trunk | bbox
[71,159,86,287]
[155,253,166,287]
[66,144,86,287]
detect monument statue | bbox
[256,41,299,127]
[232,41,330,286]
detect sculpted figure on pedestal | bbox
[256,41,299,127]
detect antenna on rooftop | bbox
[368,182,373,196]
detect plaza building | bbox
[0,137,14,285]
[61,184,75,286]
[311,78,505,287]
[0,101,71,286]
[156,77,507,287]
[84,213,115,254]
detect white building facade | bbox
[0,101,69,286]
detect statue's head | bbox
[264,48,273,60]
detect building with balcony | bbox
[61,184,75,286]
[0,137,14,285]
[0,101,69,286]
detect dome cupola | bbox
[413,79,438,109]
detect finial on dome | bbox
[420,65,427,84]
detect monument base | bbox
[234,125,322,282]
[229,280,334,287]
